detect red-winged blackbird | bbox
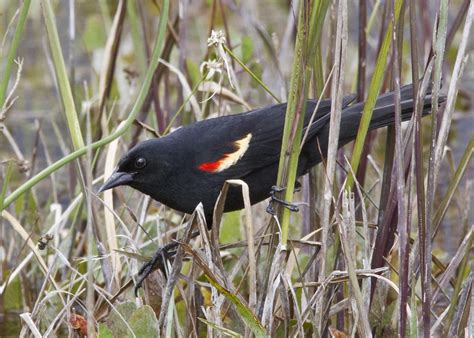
[99,84,440,225]
[98,84,443,290]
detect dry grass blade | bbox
[432,226,473,305]
[447,271,474,337]
[0,0,30,108]
[225,179,257,311]
[181,241,266,337]
[433,135,474,233]
[157,205,203,332]
[1,211,64,302]
[432,1,473,187]
[19,313,42,338]
[159,58,202,120]
[391,10,409,336]
[426,3,473,333]
[1,1,471,336]
[102,134,123,286]
[261,244,283,331]
[198,82,251,110]
[338,192,371,337]
[197,318,242,337]
[315,2,348,334]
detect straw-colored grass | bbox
[0,0,472,336]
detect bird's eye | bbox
[135,157,147,169]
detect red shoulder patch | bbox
[197,133,252,173]
[198,159,224,172]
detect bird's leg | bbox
[266,185,300,215]
[134,230,200,295]
[134,242,178,295]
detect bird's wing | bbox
[190,95,356,179]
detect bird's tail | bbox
[338,84,445,143]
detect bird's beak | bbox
[98,171,133,193]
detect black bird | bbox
[98,84,441,289]
[99,84,437,224]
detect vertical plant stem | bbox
[339,192,372,337]
[408,3,433,335]
[432,1,473,186]
[275,1,310,246]
[275,0,330,245]
[310,0,331,96]
[41,0,84,150]
[0,163,14,211]
[320,0,347,280]
[85,98,95,336]
[313,1,346,333]
[345,0,403,191]
[425,6,448,313]
[391,11,407,337]
[97,0,127,131]
[353,0,368,254]
[357,0,366,102]
[127,1,147,73]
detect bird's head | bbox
[98,139,172,197]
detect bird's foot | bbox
[134,242,178,296]
[266,185,300,215]
[294,180,302,192]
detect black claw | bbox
[266,185,300,215]
[134,231,201,296]
[270,185,285,193]
[134,242,178,296]
[266,203,275,215]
